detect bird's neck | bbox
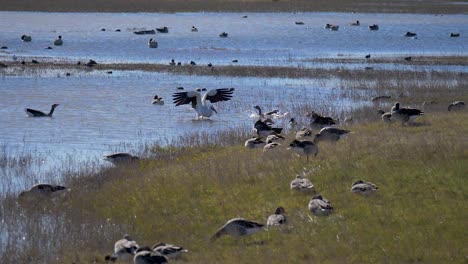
[48,106,56,116]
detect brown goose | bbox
[266,207,287,226]
[288,140,318,161]
[391,102,424,125]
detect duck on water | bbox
[24,104,59,117]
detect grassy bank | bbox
[37,109,467,263]
[0,0,466,14]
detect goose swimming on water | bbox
[148,38,158,48]
[24,104,59,117]
[172,88,235,119]
[152,95,164,105]
[54,35,63,45]
[21,35,32,42]
[103,153,139,164]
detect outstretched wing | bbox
[204,88,235,103]
[173,91,200,108]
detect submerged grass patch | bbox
[48,110,468,263]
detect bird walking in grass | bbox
[391,102,424,125]
[24,104,59,117]
[308,195,333,216]
[351,180,378,195]
[288,140,318,161]
[211,218,264,241]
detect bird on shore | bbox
[448,101,465,111]
[152,243,188,259]
[21,35,32,42]
[105,235,140,262]
[377,109,392,124]
[103,153,139,164]
[53,35,63,45]
[254,118,283,137]
[288,140,318,161]
[173,88,235,119]
[24,104,59,117]
[152,95,164,105]
[351,180,378,195]
[133,246,167,264]
[244,137,266,149]
[18,184,67,200]
[307,111,337,128]
[391,102,424,125]
[148,38,158,48]
[290,174,315,194]
[211,218,264,241]
[313,127,352,143]
[267,207,287,226]
[308,195,333,216]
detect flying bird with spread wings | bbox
[172,88,235,119]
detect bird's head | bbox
[52,104,60,108]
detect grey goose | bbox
[308,195,333,216]
[351,180,378,195]
[267,207,287,226]
[211,218,264,241]
[24,104,59,117]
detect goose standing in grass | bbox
[448,101,465,111]
[267,207,287,226]
[24,104,59,117]
[133,246,167,264]
[288,140,318,161]
[148,38,158,48]
[152,243,188,259]
[211,218,264,241]
[254,118,283,137]
[308,195,333,216]
[290,175,315,194]
[105,235,140,262]
[391,102,424,125]
[191,26,198,32]
[377,109,392,124]
[103,153,139,164]
[21,35,32,42]
[244,137,266,149]
[18,184,67,200]
[53,35,63,45]
[152,95,164,105]
[173,88,234,119]
[351,180,378,195]
[314,127,351,143]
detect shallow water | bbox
[0,12,467,66]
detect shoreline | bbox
[0,0,467,14]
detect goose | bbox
[405,32,417,37]
[350,20,360,26]
[448,101,465,111]
[404,56,412,61]
[207,63,213,67]
[391,102,424,125]
[313,127,352,143]
[324,23,332,29]
[450,33,460,37]
[295,127,313,140]
[31,59,39,64]
[351,180,378,195]
[330,25,339,31]
[177,62,182,66]
[219,32,228,38]
[133,246,167,264]
[254,118,283,137]
[115,29,121,32]
[18,184,67,200]
[148,38,158,48]
[190,61,196,65]
[53,35,63,46]
[232,59,238,63]
[152,243,188,259]
[0,46,7,49]
[105,235,140,262]
[288,117,298,130]
[24,104,59,117]
[267,207,287,226]
[295,21,305,25]
[244,137,266,149]
[377,109,392,124]
[307,111,337,128]
[288,140,318,161]
[156,27,168,33]
[371,95,392,102]
[308,195,333,216]
[103,153,140,164]
[263,141,281,152]
[21,35,32,42]
[210,218,264,241]
[254,105,279,119]
[173,88,235,119]
[365,54,371,59]
[0,62,7,68]
[169,59,176,66]
[265,133,284,143]
[152,95,164,105]
[191,26,198,32]
[290,175,315,194]
[369,24,379,30]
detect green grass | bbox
[57,111,468,263]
